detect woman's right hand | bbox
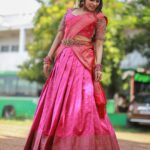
[95,70,102,81]
[43,63,51,78]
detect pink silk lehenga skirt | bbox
[24,47,120,150]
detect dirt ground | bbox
[0,119,150,150]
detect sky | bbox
[0,0,41,15]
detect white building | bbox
[0,0,40,71]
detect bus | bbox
[0,71,42,118]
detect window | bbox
[135,82,150,94]
[11,45,19,52]
[0,78,5,94]
[0,76,17,96]
[0,45,9,52]
[16,78,39,97]
[0,75,42,97]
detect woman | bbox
[24,0,120,149]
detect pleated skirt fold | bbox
[24,47,120,150]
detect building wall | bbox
[0,29,33,71]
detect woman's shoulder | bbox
[66,7,75,12]
[63,7,72,15]
[96,12,108,25]
[66,7,80,14]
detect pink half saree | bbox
[24,8,120,150]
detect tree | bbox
[124,0,150,68]
[18,0,73,83]
[19,0,145,98]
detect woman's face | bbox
[84,0,100,12]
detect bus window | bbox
[16,78,39,97]
[0,76,18,96]
[0,74,42,97]
[0,77,5,95]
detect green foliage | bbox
[18,0,73,83]
[101,0,131,97]
[124,0,150,68]
[18,0,149,97]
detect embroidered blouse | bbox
[57,9,108,41]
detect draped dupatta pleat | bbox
[54,10,107,119]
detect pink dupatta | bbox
[55,9,108,118]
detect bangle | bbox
[94,64,103,71]
[43,56,52,64]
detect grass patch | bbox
[0,118,32,126]
[114,125,150,134]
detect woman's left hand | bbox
[95,70,102,81]
[43,63,51,78]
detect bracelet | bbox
[43,56,52,64]
[94,64,103,71]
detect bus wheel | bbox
[2,106,16,118]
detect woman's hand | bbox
[43,55,53,78]
[43,63,51,78]
[95,70,102,81]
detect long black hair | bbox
[78,0,103,13]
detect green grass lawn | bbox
[115,125,150,134]
[0,118,32,126]
[0,118,150,134]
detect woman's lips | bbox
[90,6,96,9]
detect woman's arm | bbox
[47,31,64,59]
[43,14,66,78]
[95,40,104,64]
[47,14,66,59]
[94,17,107,64]
[94,39,104,81]
[94,16,107,81]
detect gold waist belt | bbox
[62,39,91,46]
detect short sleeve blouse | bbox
[94,13,108,41]
[57,11,67,32]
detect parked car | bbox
[128,93,150,125]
